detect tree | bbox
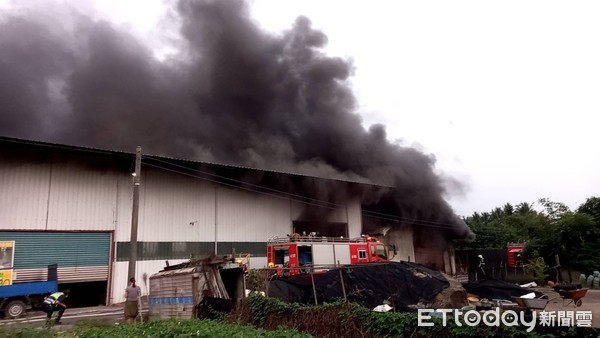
[462,201,551,250]
[553,212,600,271]
[490,207,504,220]
[515,202,534,215]
[577,196,600,226]
[460,196,600,272]
[503,203,514,216]
[538,198,570,221]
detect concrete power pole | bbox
[128,146,142,280]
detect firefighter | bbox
[516,252,523,266]
[478,254,486,276]
[42,289,71,324]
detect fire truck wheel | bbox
[6,300,26,319]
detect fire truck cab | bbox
[267,234,388,276]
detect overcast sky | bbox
[2,0,599,217]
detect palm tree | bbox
[491,207,504,220]
[503,203,514,216]
[515,202,534,215]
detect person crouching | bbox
[42,289,71,324]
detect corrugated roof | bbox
[0,135,393,188]
[150,267,197,278]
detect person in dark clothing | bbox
[478,255,486,276]
[42,289,70,324]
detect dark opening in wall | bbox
[58,281,107,308]
[219,267,245,299]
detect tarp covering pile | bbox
[463,278,544,300]
[268,262,450,310]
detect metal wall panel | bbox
[113,174,133,242]
[346,197,363,238]
[115,168,216,242]
[46,162,118,231]
[216,186,292,243]
[0,159,52,230]
[0,154,120,232]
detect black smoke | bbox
[0,0,473,240]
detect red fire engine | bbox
[267,234,389,276]
[507,242,525,267]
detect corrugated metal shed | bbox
[148,265,233,321]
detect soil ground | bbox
[536,288,600,328]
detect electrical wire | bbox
[144,156,464,229]
[142,162,340,211]
[141,159,464,231]
[142,159,462,231]
[144,156,342,208]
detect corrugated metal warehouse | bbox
[1,136,401,305]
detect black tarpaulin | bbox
[267,261,449,310]
[463,278,545,300]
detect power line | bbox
[141,159,462,231]
[143,159,462,230]
[362,208,464,227]
[144,156,341,209]
[361,213,464,231]
[144,156,463,229]
[142,162,340,211]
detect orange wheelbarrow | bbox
[554,288,588,307]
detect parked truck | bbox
[0,265,58,319]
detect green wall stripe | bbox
[0,232,111,269]
[116,242,267,261]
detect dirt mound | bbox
[432,273,468,308]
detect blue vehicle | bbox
[0,265,58,319]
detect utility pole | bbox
[214,185,218,255]
[128,146,142,280]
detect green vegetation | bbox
[457,196,600,273]
[0,296,598,338]
[0,319,310,338]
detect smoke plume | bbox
[0,0,474,240]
